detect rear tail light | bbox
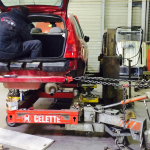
[64,31,77,58]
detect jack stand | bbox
[115,139,131,150]
[80,84,99,103]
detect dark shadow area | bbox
[32,34,64,57]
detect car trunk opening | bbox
[28,14,67,59]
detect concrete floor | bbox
[0,83,149,150]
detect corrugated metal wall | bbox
[132,6,141,26]
[68,0,101,72]
[105,0,128,29]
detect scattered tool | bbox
[121,110,136,121]
[94,93,149,110]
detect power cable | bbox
[115,26,143,67]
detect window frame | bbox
[73,16,84,39]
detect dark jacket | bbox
[0,8,33,59]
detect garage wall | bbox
[68,0,101,72]
[105,0,128,29]
[132,6,141,26]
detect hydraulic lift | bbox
[1,29,150,150]
[4,80,150,150]
[6,89,78,126]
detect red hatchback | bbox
[0,0,89,91]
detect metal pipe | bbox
[101,0,105,51]
[128,59,132,98]
[127,0,132,27]
[141,0,147,41]
[120,95,147,105]
[145,0,149,41]
[103,102,121,109]
[103,94,148,109]
[144,100,150,121]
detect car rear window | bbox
[1,0,63,7]
[32,22,64,33]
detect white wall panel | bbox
[132,6,141,26]
[68,0,101,72]
[105,0,128,29]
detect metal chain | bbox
[73,76,150,88]
[73,76,150,129]
[74,76,148,83]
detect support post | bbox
[128,0,132,27]
[145,0,149,41]
[141,0,147,41]
[103,29,120,105]
[101,0,105,50]
[128,59,132,98]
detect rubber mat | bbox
[0,128,54,150]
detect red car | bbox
[0,0,89,93]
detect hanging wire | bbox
[115,26,143,67]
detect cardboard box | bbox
[6,97,19,111]
[6,101,18,111]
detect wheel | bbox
[6,116,17,127]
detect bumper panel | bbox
[7,109,78,125]
[42,61,69,72]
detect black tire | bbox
[6,116,17,127]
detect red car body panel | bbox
[0,0,88,89]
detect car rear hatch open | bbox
[0,1,69,62]
[0,0,69,14]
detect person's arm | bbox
[20,24,33,41]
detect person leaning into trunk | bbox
[0,6,42,59]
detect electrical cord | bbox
[116,26,143,59]
[122,49,141,67]
[115,26,143,67]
